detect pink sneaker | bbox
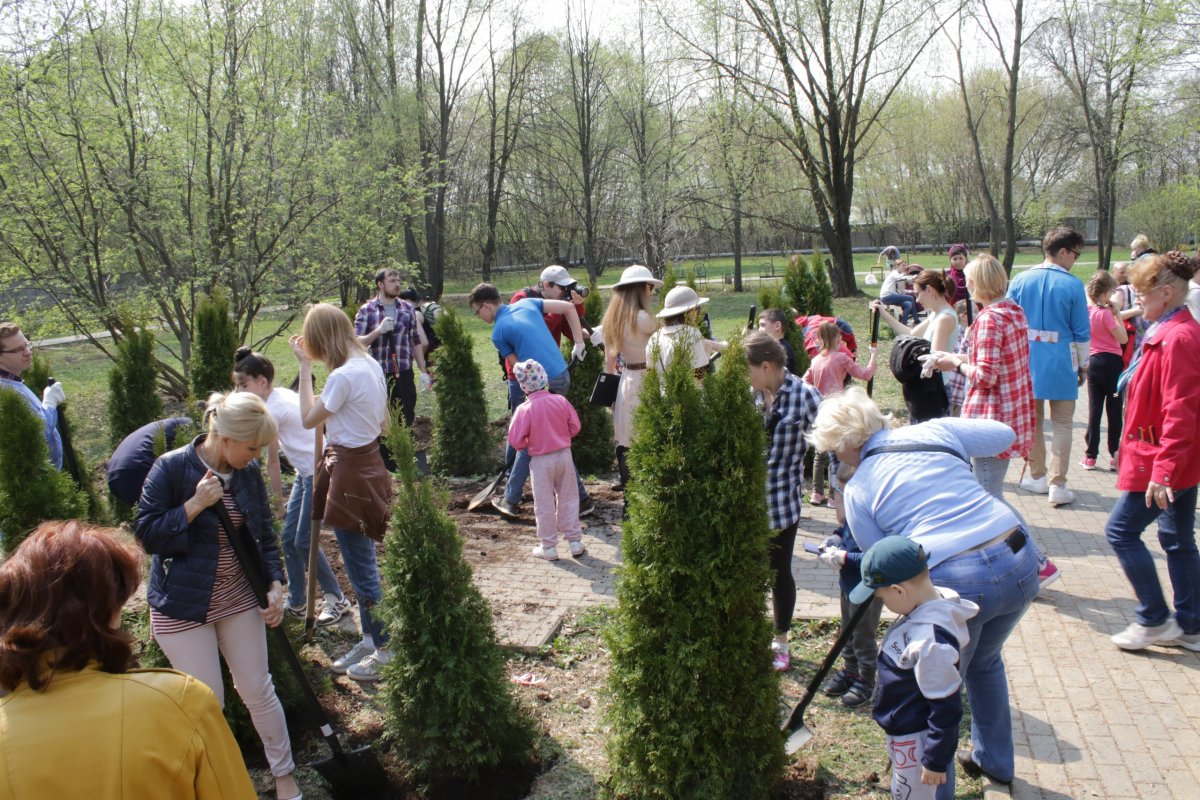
[1110,455,1119,472]
[772,648,791,672]
[1038,559,1061,590]
[1080,457,1097,470]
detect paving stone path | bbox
[471,402,1195,798]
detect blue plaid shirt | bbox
[761,372,822,530]
[354,298,419,375]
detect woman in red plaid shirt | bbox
[929,255,1034,499]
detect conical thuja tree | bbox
[379,417,535,788]
[109,324,164,445]
[809,251,834,315]
[430,306,492,476]
[190,289,237,399]
[561,287,613,474]
[605,339,785,799]
[0,390,87,554]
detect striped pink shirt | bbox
[152,490,258,636]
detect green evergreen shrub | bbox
[109,325,164,445]
[21,352,50,394]
[605,340,785,799]
[661,264,678,304]
[809,251,834,316]
[190,289,237,399]
[379,419,535,788]
[430,306,493,476]
[0,390,87,554]
[685,266,698,292]
[561,289,613,474]
[784,254,811,314]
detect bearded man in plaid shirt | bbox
[355,268,431,468]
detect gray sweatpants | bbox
[886,730,939,800]
[839,591,883,680]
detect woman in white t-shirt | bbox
[233,347,351,628]
[289,304,393,683]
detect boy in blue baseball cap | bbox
[852,536,979,799]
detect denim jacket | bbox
[135,436,284,623]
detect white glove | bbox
[819,548,847,570]
[419,372,433,391]
[571,342,586,363]
[821,533,844,550]
[42,382,66,408]
[589,327,605,347]
[918,352,948,379]
[377,316,395,335]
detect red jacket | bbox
[1117,311,1200,493]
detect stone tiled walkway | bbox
[476,402,1196,798]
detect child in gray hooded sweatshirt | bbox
[850,536,979,800]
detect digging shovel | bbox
[304,424,324,643]
[212,500,390,799]
[782,599,874,753]
[866,308,881,398]
[46,378,85,489]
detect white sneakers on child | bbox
[531,545,559,561]
[532,541,587,560]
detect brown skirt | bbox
[312,440,393,541]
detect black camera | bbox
[563,281,590,299]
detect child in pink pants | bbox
[508,359,587,561]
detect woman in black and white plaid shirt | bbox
[744,332,822,671]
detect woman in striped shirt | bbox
[136,391,300,800]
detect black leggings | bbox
[1085,352,1124,460]
[769,523,798,635]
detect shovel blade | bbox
[312,744,391,800]
[784,723,814,754]
[467,469,507,512]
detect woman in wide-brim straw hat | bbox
[646,285,726,378]
[600,265,663,491]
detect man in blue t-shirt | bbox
[468,283,593,520]
[0,322,64,471]
[1007,227,1090,508]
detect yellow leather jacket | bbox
[0,662,256,799]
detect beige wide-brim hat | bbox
[613,264,664,289]
[656,286,709,318]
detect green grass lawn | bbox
[38,246,1101,469]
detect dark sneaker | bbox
[822,668,856,697]
[492,497,521,520]
[957,749,1012,785]
[841,679,873,708]
[579,497,595,517]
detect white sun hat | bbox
[656,286,709,318]
[612,264,664,289]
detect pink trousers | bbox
[529,447,582,548]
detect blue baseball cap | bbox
[849,537,929,604]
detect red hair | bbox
[0,521,143,691]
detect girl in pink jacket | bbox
[508,359,586,561]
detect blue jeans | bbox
[334,528,388,648]
[281,476,343,608]
[930,530,1040,798]
[504,373,590,505]
[880,292,918,324]
[1105,485,1200,634]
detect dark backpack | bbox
[889,335,931,383]
[888,336,949,423]
[106,417,195,506]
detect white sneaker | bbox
[316,593,353,627]
[1020,474,1049,494]
[568,540,587,558]
[1112,619,1183,650]
[1048,484,1075,507]
[531,545,559,561]
[346,649,391,682]
[331,641,374,674]
[1168,632,1200,652]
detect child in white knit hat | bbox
[508,359,586,560]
